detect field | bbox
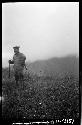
[2,66,79,122]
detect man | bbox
[9,46,26,85]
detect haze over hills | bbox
[2,55,79,78]
[26,55,79,77]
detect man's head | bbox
[13,46,20,54]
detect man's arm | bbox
[24,63,27,70]
[22,54,27,69]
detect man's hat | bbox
[13,46,20,49]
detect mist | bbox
[2,2,79,67]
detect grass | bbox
[2,68,79,121]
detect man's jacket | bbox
[12,52,26,72]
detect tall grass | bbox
[2,67,79,120]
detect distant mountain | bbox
[26,55,79,77]
[2,55,79,78]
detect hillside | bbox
[26,55,79,78]
[2,55,79,79]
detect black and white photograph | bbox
[2,2,79,124]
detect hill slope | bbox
[26,55,79,77]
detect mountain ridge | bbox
[2,55,79,78]
[25,55,79,77]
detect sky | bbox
[2,2,79,66]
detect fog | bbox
[2,2,79,67]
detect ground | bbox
[2,68,79,122]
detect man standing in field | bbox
[9,46,26,86]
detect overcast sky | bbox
[2,2,79,63]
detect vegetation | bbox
[2,66,79,121]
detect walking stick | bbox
[9,62,10,78]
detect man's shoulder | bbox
[19,53,26,58]
[19,52,25,56]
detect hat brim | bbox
[13,46,20,49]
